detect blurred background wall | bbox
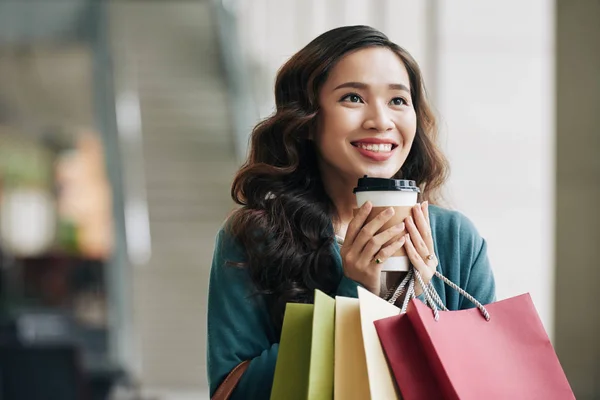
[0,2,131,400]
[0,0,597,399]
[555,0,600,397]
[108,0,238,391]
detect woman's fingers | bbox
[373,234,406,264]
[405,204,438,295]
[405,211,432,261]
[412,203,435,253]
[344,201,372,247]
[405,234,435,293]
[360,222,405,261]
[404,234,425,269]
[422,201,430,225]
[352,206,397,252]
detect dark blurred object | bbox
[0,313,124,400]
[18,254,107,323]
[0,343,89,400]
[0,242,5,307]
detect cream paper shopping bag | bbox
[334,288,401,400]
[334,296,370,400]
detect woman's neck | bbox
[320,168,358,238]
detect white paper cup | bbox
[353,176,420,272]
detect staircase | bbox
[109,1,238,392]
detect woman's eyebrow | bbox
[333,81,410,93]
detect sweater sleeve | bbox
[207,228,278,400]
[336,274,362,297]
[460,237,496,309]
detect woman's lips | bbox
[352,143,396,161]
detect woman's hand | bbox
[341,201,407,295]
[404,201,438,295]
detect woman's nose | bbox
[362,103,394,132]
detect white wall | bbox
[435,1,555,336]
[234,0,556,335]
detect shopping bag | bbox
[357,286,402,399]
[373,312,442,400]
[334,287,401,399]
[375,278,575,399]
[270,303,313,399]
[334,297,370,400]
[308,290,335,399]
[270,290,335,400]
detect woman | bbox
[207,25,495,399]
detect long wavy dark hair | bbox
[228,25,449,329]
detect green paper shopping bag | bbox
[270,290,335,400]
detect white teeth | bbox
[357,143,393,152]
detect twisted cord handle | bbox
[385,269,413,304]
[433,271,490,321]
[400,276,416,314]
[385,270,443,313]
[383,268,490,321]
[413,268,440,321]
[426,282,448,311]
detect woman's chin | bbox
[354,167,399,180]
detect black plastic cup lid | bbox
[353,175,420,193]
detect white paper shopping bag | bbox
[357,286,401,400]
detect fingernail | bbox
[398,222,405,230]
[385,207,395,216]
[408,216,413,223]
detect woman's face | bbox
[315,47,417,183]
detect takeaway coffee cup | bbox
[353,175,420,272]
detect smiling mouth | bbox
[351,142,398,153]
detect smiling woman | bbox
[207,25,496,399]
[316,47,418,193]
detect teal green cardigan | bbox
[206,205,496,399]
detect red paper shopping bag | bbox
[375,294,575,400]
[374,312,442,400]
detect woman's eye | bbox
[341,94,363,103]
[390,97,407,106]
